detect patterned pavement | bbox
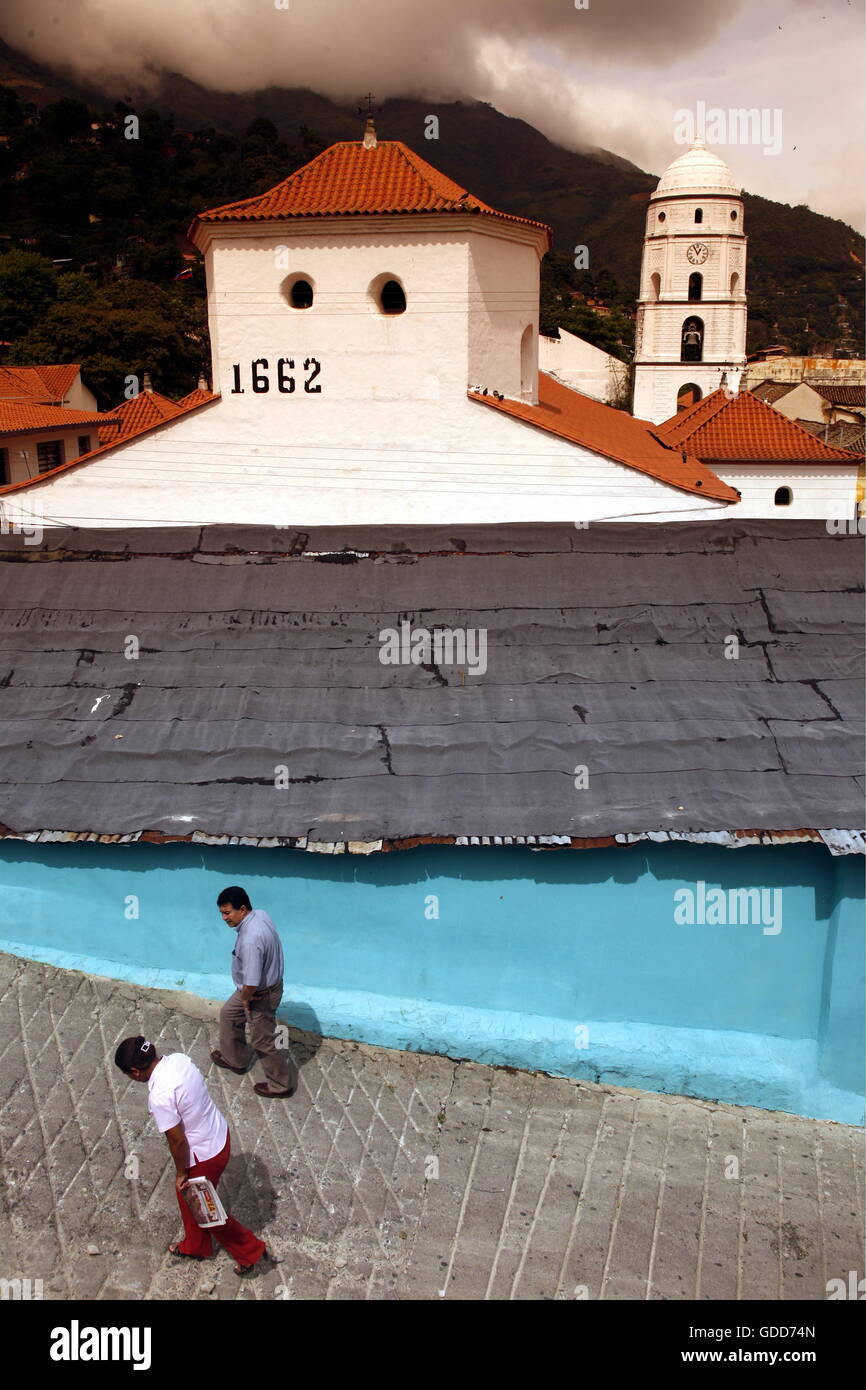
[0,951,862,1301]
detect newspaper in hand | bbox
[182,1176,227,1228]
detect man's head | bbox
[217,885,252,928]
[114,1035,159,1082]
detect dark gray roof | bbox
[795,419,865,455]
[0,521,863,848]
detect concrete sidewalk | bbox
[0,951,862,1301]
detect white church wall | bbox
[538,330,619,404]
[8,391,733,528]
[466,229,541,402]
[713,464,859,520]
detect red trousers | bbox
[175,1129,266,1267]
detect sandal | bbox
[233,1248,273,1276]
[168,1242,205,1261]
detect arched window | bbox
[290,279,313,309]
[681,316,704,362]
[688,272,703,302]
[380,279,406,314]
[694,208,703,224]
[520,324,535,399]
[677,383,702,412]
[730,272,740,296]
[649,271,661,302]
[774,486,792,506]
[281,274,315,309]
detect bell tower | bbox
[632,139,747,425]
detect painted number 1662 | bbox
[229,357,321,394]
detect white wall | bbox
[714,464,860,520]
[538,330,622,404]
[6,391,735,528]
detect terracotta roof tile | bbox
[175,387,215,410]
[655,388,861,462]
[470,374,738,502]
[750,379,798,404]
[0,364,81,403]
[0,402,115,435]
[808,383,865,409]
[191,140,551,245]
[97,390,183,444]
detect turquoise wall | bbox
[0,840,862,1123]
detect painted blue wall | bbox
[0,839,862,1123]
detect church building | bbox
[632,139,748,425]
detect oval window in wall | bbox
[379,279,406,314]
[281,274,315,309]
[290,279,314,309]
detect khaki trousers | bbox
[219,979,296,1093]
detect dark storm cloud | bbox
[1,0,742,98]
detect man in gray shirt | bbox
[211,885,297,1098]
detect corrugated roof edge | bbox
[0,827,861,855]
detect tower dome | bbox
[653,139,740,200]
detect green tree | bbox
[0,250,58,341]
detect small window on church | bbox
[774,487,793,506]
[290,279,313,309]
[688,272,702,302]
[730,210,738,221]
[694,208,703,224]
[380,279,406,314]
[657,211,666,223]
[282,274,315,309]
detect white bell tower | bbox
[632,139,747,425]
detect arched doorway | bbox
[677,383,702,412]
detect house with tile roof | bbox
[653,388,862,518]
[0,362,115,489]
[0,124,745,528]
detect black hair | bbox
[114,1036,156,1074]
[217,885,251,911]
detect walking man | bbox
[211,885,297,1098]
[114,1036,271,1274]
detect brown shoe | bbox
[211,1049,246,1075]
[254,1082,296,1098]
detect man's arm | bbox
[164,1121,190,1190]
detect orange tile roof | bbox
[655,388,861,462]
[97,390,183,445]
[0,402,116,435]
[191,140,551,246]
[469,373,739,502]
[0,364,82,403]
[175,387,215,410]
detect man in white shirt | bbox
[115,1036,270,1273]
[210,885,297,1098]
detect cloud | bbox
[2,0,742,98]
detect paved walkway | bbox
[0,951,862,1301]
